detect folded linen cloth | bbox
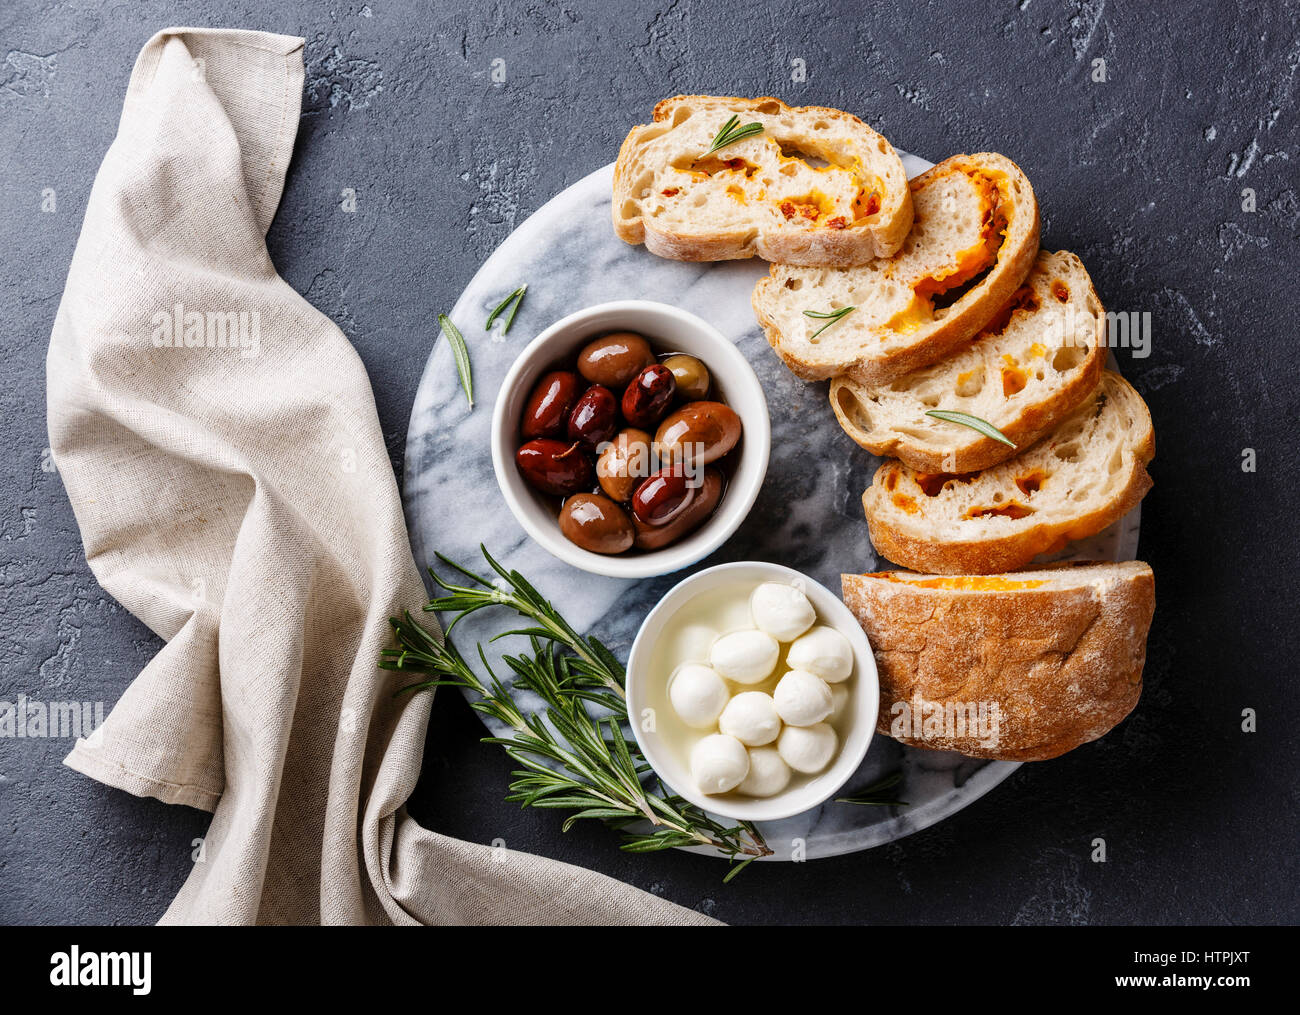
[46,26,714,926]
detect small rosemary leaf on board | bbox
[802,305,855,340]
[485,284,527,334]
[836,770,909,807]
[923,409,1016,449]
[438,313,473,409]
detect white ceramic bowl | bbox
[491,300,770,579]
[625,561,879,822]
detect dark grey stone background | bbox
[2,0,1297,925]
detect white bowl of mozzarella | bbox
[626,561,879,822]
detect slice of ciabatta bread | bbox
[612,95,912,266]
[830,250,1107,473]
[752,152,1040,382]
[841,561,1155,761]
[863,371,1154,574]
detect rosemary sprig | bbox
[485,285,527,335]
[704,114,764,156]
[923,409,1016,449]
[438,314,474,409]
[803,305,856,339]
[835,771,908,807]
[379,545,772,880]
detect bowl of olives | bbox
[491,300,770,578]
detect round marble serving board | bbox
[404,155,1141,861]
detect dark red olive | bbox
[567,385,618,449]
[633,467,724,550]
[520,370,581,440]
[515,439,594,497]
[621,364,676,429]
[631,467,694,526]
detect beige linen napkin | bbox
[47,26,714,926]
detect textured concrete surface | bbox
[2,0,1298,925]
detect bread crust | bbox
[751,152,1041,383]
[830,250,1108,472]
[841,561,1155,760]
[612,95,913,266]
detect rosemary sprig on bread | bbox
[703,113,764,155]
[922,410,1016,449]
[803,305,856,340]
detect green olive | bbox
[663,354,711,401]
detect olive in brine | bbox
[559,493,635,554]
[566,384,618,449]
[515,438,594,497]
[577,332,656,387]
[633,467,724,550]
[630,467,694,527]
[596,428,652,502]
[520,370,581,440]
[663,354,711,401]
[621,364,676,429]
[655,401,742,465]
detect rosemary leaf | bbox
[723,855,759,883]
[704,114,764,156]
[836,770,909,807]
[485,285,527,334]
[802,305,856,340]
[923,409,1016,449]
[438,314,474,409]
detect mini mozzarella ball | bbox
[691,733,750,794]
[786,625,854,683]
[709,629,779,684]
[718,691,782,746]
[773,669,834,726]
[675,623,719,664]
[778,722,838,774]
[828,682,850,719]
[739,746,792,798]
[668,663,729,729]
[749,582,817,642]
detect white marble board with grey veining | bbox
[403,156,1141,861]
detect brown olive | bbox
[559,494,635,554]
[663,354,711,401]
[576,332,656,387]
[655,401,742,466]
[520,370,581,440]
[566,385,618,449]
[596,428,652,502]
[515,439,594,497]
[621,364,676,429]
[633,468,724,550]
[630,467,695,526]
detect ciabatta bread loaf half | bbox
[830,250,1107,472]
[612,95,912,266]
[863,371,1154,574]
[841,561,1155,761]
[752,152,1040,382]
